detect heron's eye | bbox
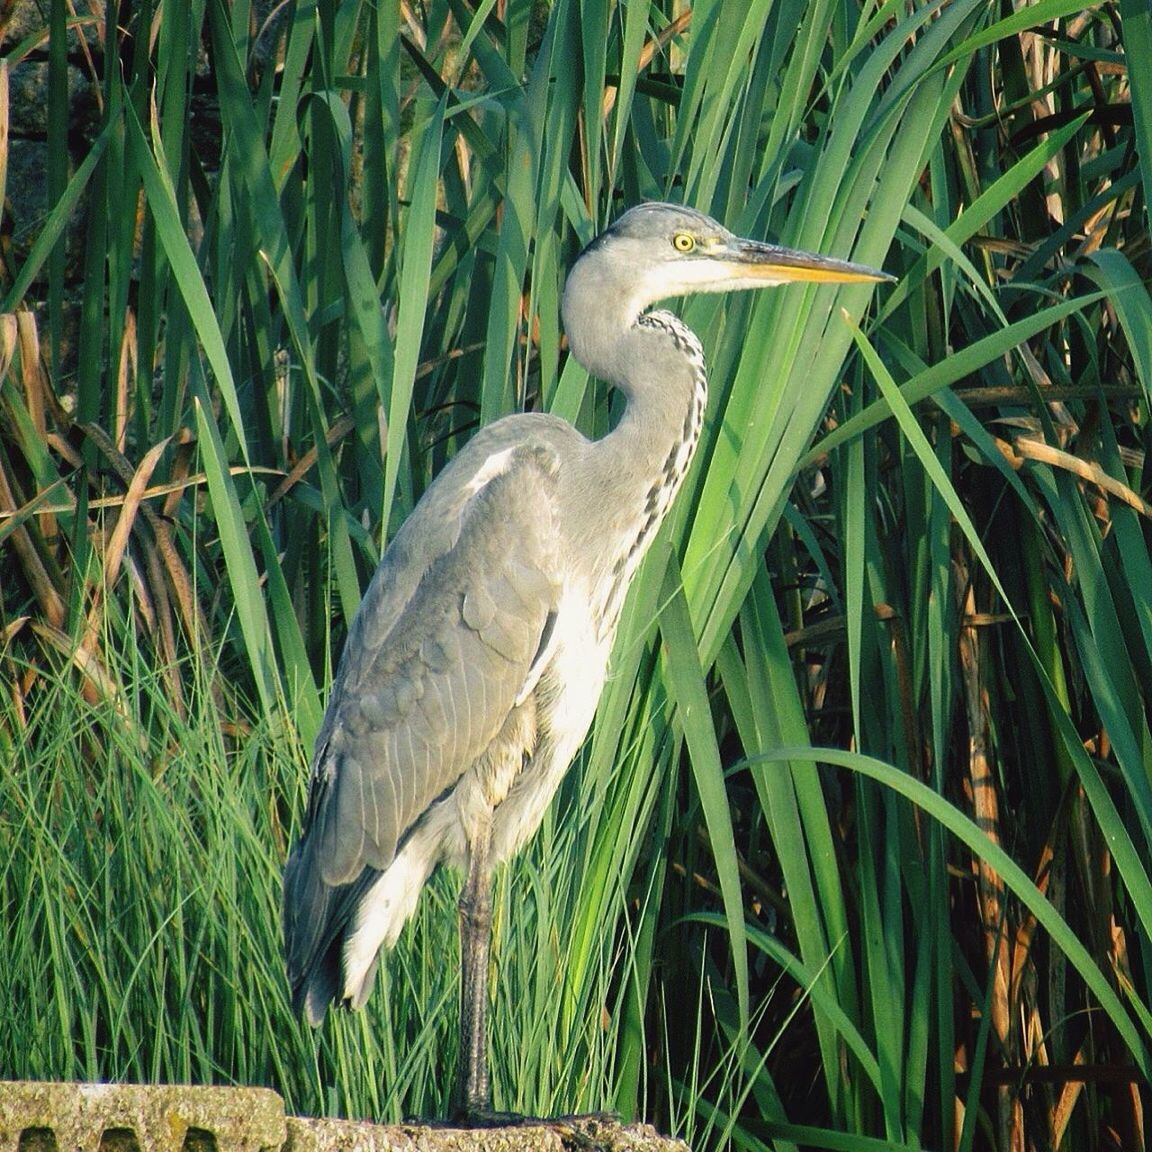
[672,232,696,253]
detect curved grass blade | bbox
[805,293,1106,465]
[3,123,111,311]
[765,747,1150,1078]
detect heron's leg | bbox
[453,822,494,1119]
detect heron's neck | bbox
[609,310,708,491]
[583,310,708,638]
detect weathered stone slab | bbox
[283,1116,689,1152]
[0,1083,287,1152]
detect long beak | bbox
[726,237,895,285]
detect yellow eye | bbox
[672,232,696,253]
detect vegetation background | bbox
[1,1,1150,1150]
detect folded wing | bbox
[283,442,564,1019]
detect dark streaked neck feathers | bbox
[561,243,709,639]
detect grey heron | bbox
[282,201,891,1119]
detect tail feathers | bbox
[283,837,380,1026]
[299,947,341,1027]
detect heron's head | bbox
[562,201,893,384]
[579,201,893,303]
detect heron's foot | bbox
[446,1108,621,1139]
[447,1105,520,1128]
[538,1111,623,1148]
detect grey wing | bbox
[283,442,563,1015]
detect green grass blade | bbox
[382,98,444,524]
[805,293,1105,465]
[767,747,1151,1079]
[659,561,750,1031]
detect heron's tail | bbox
[283,838,379,1026]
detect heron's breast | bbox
[489,585,611,863]
[537,584,613,752]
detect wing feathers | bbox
[284,440,566,1011]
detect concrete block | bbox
[0,1083,287,1152]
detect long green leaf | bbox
[659,563,750,1031]
[767,747,1150,1079]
